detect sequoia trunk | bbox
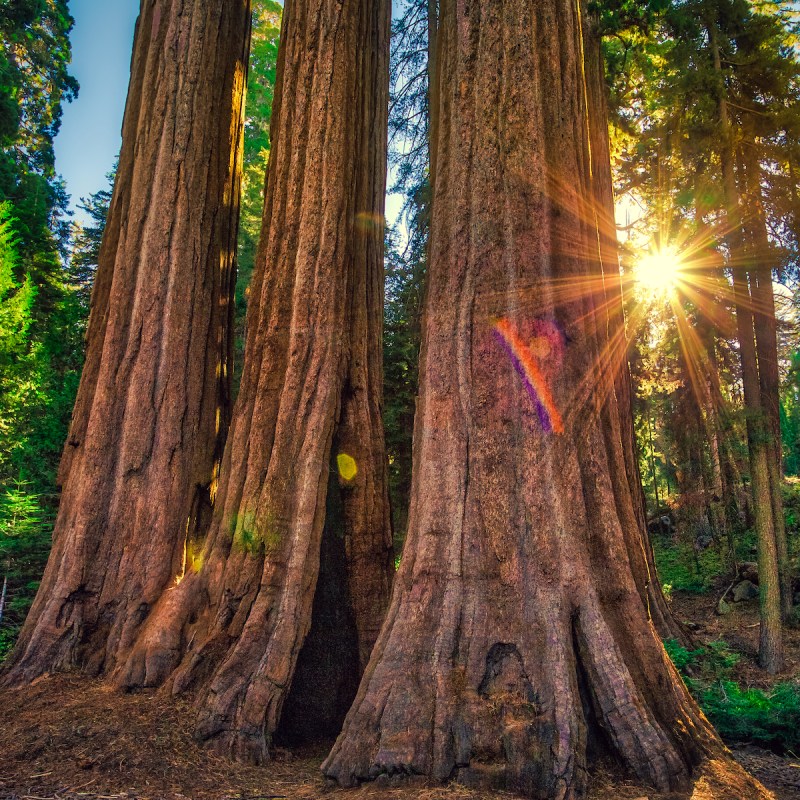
[324,2,769,797]
[117,0,394,763]
[5,0,250,682]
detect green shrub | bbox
[664,638,739,680]
[653,538,724,593]
[699,681,800,752]
[664,638,706,671]
[664,637,800,752]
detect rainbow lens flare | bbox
[493,317,564,435]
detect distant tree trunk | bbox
[742,134,792,617]
[4,0,251,683]
[117,0,394,763]
[705,326,744,537]
[0,575,7,628]
[427,0,439,188]
[693,174,742,549]
[708,15,783,673]
[324,3,768,797]
[731,263,784,672]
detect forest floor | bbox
[0,592,798,800]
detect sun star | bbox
[635,245,685,296]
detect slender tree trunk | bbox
[742,135,792,616]
[647,410,662,515]
[427,0,439,189]
[0,575,7,628]
[324,3,768,797]
[3,0,251,683]
[705,327,744,536]
[708,14,783,673]
[732,264,784,672]
[117,0,393,763]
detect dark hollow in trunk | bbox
[115,0,394,764]
[275,452,362,747]
[323,2,769,797]
[4,0,251,684]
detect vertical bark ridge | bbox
[117,0,393,764]
[4,0,251,684]
[323,2,769,797]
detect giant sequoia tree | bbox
[323,2,768,797]
[4,0,252,681]
[116,0,394,763]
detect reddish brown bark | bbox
[732,266,784,673]
[116,0,394,763]
[323,3,769,797]
[4,0,251,683]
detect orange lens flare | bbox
[493,318,564,435]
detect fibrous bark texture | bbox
[324,2,769,798]
[732,256,784,673]
[5,0,251,683]
[117,0,393,764]
[743,139,792,619]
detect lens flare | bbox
[634,246,685,296]
[337,453,358,481]
[493,318,564,435]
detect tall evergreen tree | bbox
[117,0,394,763]
[325,1,767,795]
[4,0,252,683]
[69,166,115,321]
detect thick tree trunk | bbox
[427,0,439,189]
[117,0,393,764]
[324,3,768,797]
[708,15,784,673]
[4,0,251,683]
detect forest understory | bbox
[0,594,797,800]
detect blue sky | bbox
[55,1,138,223]
[56,1,404,227]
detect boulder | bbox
[647,515,674,536]
[694,531,714,551]
[716,598,732,616]
[732,580,759,603]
